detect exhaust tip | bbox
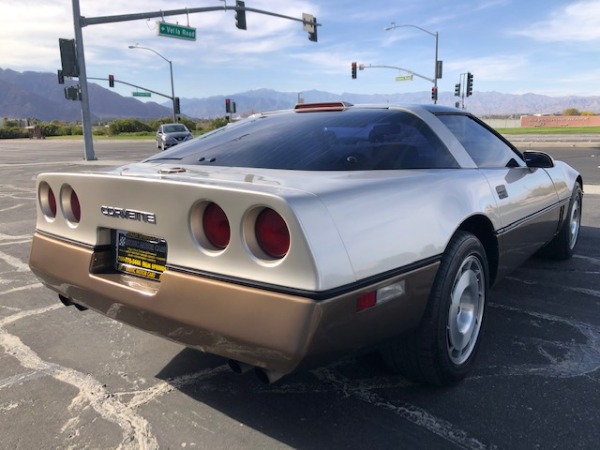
[58,294,88,311]
[228,359,252,374]
[254,367,284,384]
[58,294,73,307]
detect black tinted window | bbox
[437,114,520,168]
[147,109,459,171]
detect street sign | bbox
[133,92,151,97]
[395,75,413,82]
[157,22,196,41]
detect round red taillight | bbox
[39,182,57,219]
[255,208,290,258]
[203,202,230,249]
[70,189,81,223]
[48,187,57,218]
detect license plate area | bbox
[115,230,167,281]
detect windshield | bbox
[163,125,189,133]
[147,109,458,171]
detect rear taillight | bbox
[70,189,81,223]
[255,208,290,258]
[39,182,57,219]
[203,202,230,249]
[48,189,57,218]
[61,185,81,225]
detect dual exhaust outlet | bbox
[228,359,284,384]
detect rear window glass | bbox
[147,109,459,171]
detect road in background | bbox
[1,139,599,449]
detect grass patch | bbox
[45,131,204,140]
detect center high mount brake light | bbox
[294,101,353,112]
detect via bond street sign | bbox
[133,92,151,97]
[395,75,414,82]
[157,22,197,41]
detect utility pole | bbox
[72,0,96,160]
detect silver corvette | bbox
[29,102,583,385]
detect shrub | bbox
[0,127,28,139]
[108,119,153,135]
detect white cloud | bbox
[1,0,320,72]
[515,0,600,42]
[445,54,529,81]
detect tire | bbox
[381,231,489,386]
[538,183,582,260]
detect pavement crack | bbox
[313,368,496,450]
[489,304,600,378]
[0,305,159,450]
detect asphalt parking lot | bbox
[1,138,599,449]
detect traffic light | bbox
[232,101,237,114]
[174,97,180,114]
[466,72,474,97]
[59,38,78,77]
[351,62,357,79]
[454,83,461,97]
[307,15,317,42]
[64,85,80,101]
[57,69,65,85]
[431,87,438,101]
[225,98,231,113]
[235,1,247,30]
[108,74,114,88]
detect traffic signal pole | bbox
[68,0,319,161]
[72,0,96,160]
[384,23,440,104]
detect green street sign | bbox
[157,22,196,41]
[133,92,151,97]
[395,75,413,82]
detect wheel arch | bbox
[456,215,499,286]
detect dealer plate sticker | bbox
[116,231,167,281]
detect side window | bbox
[437,114,520,168]
[362,115,459,169]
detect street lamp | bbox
[385,23,439,104]
[128,44,177,122]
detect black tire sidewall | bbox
[427,231,489,383]
[564,184,582,254]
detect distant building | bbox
[521,115,600,127]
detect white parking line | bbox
[0,251,31,272]
[585,185,600,195]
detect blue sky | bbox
[3,0,600,102]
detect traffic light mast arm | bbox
[360,64,435,83]
[87,76,174,100]
[80,5,321,30]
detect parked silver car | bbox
[155,123,193,150]
[30,102,582,386]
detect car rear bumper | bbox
[29,232,437,376]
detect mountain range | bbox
[2,68,600,122]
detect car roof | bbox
[254,102,467,118]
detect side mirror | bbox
[523,151,554,169]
